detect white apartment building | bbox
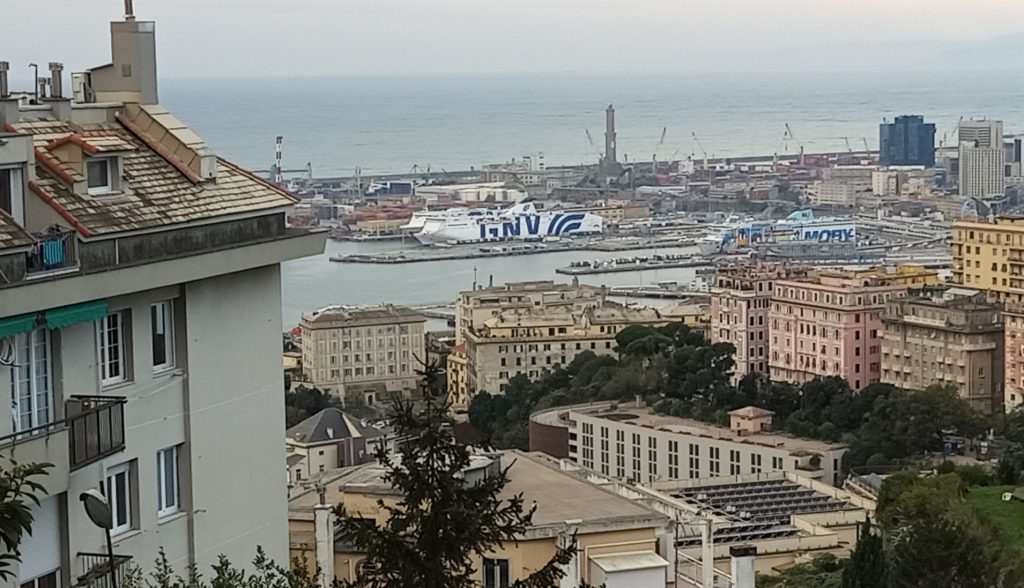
[300,305,425,404]
[0,11,325,588]
[557,404,847,486]
[959,146,1005,198]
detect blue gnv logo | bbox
[801,228,855,242]
[479,213,586,239]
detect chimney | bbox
[729,545,757,588]
[37,78,48,99]
[313,504,336,586]
[90,7,158,104]
[0,62,8,98]
[48,62,64,98]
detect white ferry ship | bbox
[412,201,603,245]
[698,210,857,255]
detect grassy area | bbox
[966,485,1024,551]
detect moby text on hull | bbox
[412,201,604,245]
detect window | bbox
[483,558,510,588]
[151,301,174,370]
[0,166,24,221]
[9,329,52,433]
[87,158,114,195]
[99,311,128,386]
[20,571,58,588]
[105,462,134,535]
[157,446,180,517]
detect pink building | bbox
[768,272,907,390]
[711,262,807,382]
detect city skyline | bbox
[2,0,1023,81]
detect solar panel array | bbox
[676,522,800,548]
[675,479,855,532]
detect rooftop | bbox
[286,408,385,445]
[570,405,845,454]
[302,304,426,328]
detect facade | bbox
[288,450,674,587]
[808,180,860,207]
[285,408,388,490]
[711,262,807,382]
[881,291,1004,414]
[660,300,711,339]
[446,343,471,412]
[959,120,1005,198]
[463,300,670,396]
[952,217,1024,304]
[300,305,426,404]
[534,403,847,486]
[879,115,936,167]
[1005,310,1024,410]
[768,269,919,390]
[0,11,325,588]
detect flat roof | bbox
[589,550,669,573]
[570,405,845,453]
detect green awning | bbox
[0,313,38,339]
[46,300,108,330]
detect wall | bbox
[529,418,570,458]
[184,265,289,567]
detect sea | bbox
[158,71,1024,327]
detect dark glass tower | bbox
[880,115,936,167]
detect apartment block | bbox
[463,297,670,397]
[454,279,605,344]
[881,290,1003,415]
[768,269,918,390]
[711,262,807,382]
[300,305,426,404]
[0,11,325,588]
[952,217,1024,304]
[532,403,847,486]
[959,120,1005,198]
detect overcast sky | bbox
[4,0,1024,80]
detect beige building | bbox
[446,343,472,412]
[535,402,847,486]
[958,119,1005,198]
[881,290,1004,415]
[288,450,674,587]
[300,305,426,404]
[0,9,325,588]
[454,280,605,344]
[711,262,807,382]
[464,301,671,397]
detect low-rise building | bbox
[286,408,388,491]
[300,305,426,404]
[531,403,847,486]
[660,299,712,339]
[465,302,670,396]
[769,268,926,390]
[881,290,1003,414]
[288,450,674,587]
[711,262,808,382]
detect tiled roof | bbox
[0,210,35,251]
[7,118,297,237]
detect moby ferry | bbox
[698,210,857,255]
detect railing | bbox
[76,552,133,588]
[26,228,79,275]
[67,395,126,470]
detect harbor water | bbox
[281,240,701,327]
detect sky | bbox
[4,0,1024,82]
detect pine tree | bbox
[334,361,577,588]
[841,518,887,588]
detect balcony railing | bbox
[26,228,79,275]
[76,552,133,588]
[67,396,126,470]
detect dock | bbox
[329,238,698,264]
[555,255,714,276]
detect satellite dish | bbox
[80,489,113,530]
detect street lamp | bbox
[79,490,119,588]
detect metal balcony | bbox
[67,396,126,470]
[26,228,79,275]
[75,552,133,588]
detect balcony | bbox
[26,228,79,276]
[75,552,133,588]
[67,396,126,470]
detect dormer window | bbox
[87,157,114,196]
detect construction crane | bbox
[842,137,853,153]
[861,137,870,152]
[584,129,602,158]
[784,123,805,165]
[652,126,669,172]
[691,131,709,170]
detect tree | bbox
[336,362,576,588]
[757,554,843,588]
[121,548,319,588]
[285,385,342,428]
[841,519,887,588]
[0,458,51,580]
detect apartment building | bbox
[285,408,388,490]
[453,279,605,344]
[711,262,807,382]
[768,269,917,390]
[0,10,325,588]
[300,305,426,404]
[288,450,674,587]
[532,403,847,486]
[446,343,472,412]
[958,120,1005,198]
[881,290,1003,414]
[463,300,670,396]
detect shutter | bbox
[20,495,61,580]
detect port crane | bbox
[584,129,602,158]
[691,131,709,170]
